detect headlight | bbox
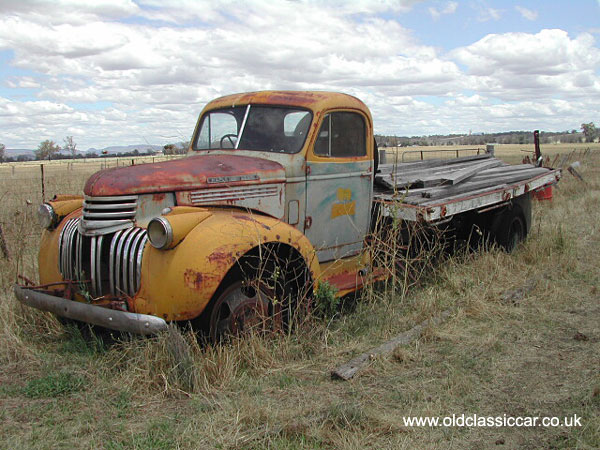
[37,203,57,229]
[147,217,173,249]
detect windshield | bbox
[193,105,312,154]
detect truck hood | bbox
[83,154,286,196]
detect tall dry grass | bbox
[0,148,598,449]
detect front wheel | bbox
[206,245,312,342]
[208,279,280,342]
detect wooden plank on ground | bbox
[331,310,452,381]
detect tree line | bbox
[376,123,599,147]
[0,137,189,163]
[1,123,597,163]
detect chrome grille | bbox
[189,185,279,205]
[80,195,138,236]
[59,217,147,298]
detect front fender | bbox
[133,209,320,321]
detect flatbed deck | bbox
[374,154,561,222]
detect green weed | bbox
[24,372,86,398]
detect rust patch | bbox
[325,271,362,292]
[184,269,204,290]
[84,154,285,196]
[207,251,232,263]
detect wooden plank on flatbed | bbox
[377,153,492,174]
[374,169,560,223]
[376,155,501,190]
[413,167,549,203]
[375,163,489,189]
[440,159,504,185]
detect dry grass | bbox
[0,148,599,449]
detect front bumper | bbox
[14,285,168,335]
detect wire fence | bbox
[0,155,185,204]
[380,147,487,163]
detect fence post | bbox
[0,224,9,260]
[40,164,45,202]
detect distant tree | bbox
[178,141,190,154]
[581,122,598,143]
[35,140,60,160]
[163,144,176,155]
[132,149,140,156]
[0,143,5,162]
[63,136,77,158]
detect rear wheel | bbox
[491,206,526,252]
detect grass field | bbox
[0,145,599,449]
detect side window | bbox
[313,112,366,158]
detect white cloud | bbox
[471,1,502,22]
[429,1,458,20]
[0,0,139,24]
[515,6,538,21]
[0,2,599,148]
[451,29,600,100]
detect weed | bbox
[313,281,339,319]
[24,372,85,398]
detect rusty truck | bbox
[15,91,560,339]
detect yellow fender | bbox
[134,208,320,321]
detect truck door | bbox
[304,111,373,262]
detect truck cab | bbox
[189,91,375,262]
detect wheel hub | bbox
[210,280,280,341]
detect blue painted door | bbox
[304,112,373,262]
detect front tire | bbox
[208,279,277,342]
[205,244,312,342]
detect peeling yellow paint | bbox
[331,200,355,218]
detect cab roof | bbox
[203,90,371,119]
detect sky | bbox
[1,0,600,150]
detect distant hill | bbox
[5,148,36,158]
[1,144,165,159]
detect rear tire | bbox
[491,206,526,252]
